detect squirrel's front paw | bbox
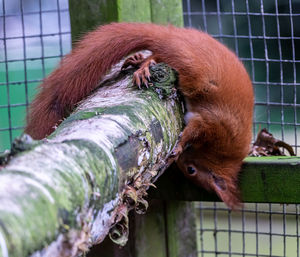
[121,53,145,70]
[132,59,156,89]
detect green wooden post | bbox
[166,201,197,257]
[68,0,118,42]
[68,0,151,42]
[150,0,184,27]
[132,200,168,257]
[68,0,183,41]
[117,0,152,23]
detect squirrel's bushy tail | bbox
[25,23,179,139]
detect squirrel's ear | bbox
[210,174,242,210]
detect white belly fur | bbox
[184,111,196,124]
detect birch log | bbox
[0,61,184,257]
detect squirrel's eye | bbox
[187,166,196,175]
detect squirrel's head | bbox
[175,143,243,210]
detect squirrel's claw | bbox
[133,64,152,89]
[122,53,145,70]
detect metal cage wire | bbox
[196,202,299,257]
[0,0,71,151]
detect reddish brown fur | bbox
[25,23,254,209]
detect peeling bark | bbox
[0,62,184,257]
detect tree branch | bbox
[0,61,183,257]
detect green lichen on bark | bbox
[0,63,183,257]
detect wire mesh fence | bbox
[0,0,71,151]
[183,0,300,256]
[196,202,299,257]
[1,0,300,256]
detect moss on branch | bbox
[0,62,183,257]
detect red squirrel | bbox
[25,23,254,209]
